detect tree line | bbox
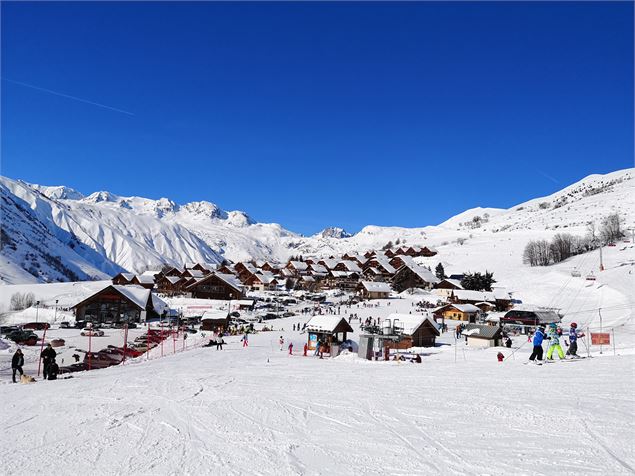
[523,213,626,267]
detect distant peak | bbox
[316,227,352,239]
[82,191,120,203]
[29,184,85,200]
[226,210,255,227]
[181,201,228,219]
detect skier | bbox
[528,327,545,363]
[241,333,249,348]
[505,337,513,349]
[216,332,224,351]
[279,336,284,351]
[546,324,565,360]
[288,342,294,355]
[11,349,24,383]
[303,342,308,356]
[40,344,57,380]
[48,359,59,380]
[567,322,584,358]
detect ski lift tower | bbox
[357,318,404,360]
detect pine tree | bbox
[435,263,445,280]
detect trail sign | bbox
[591,333,610,345]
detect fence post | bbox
[122,324,128,365]
[586,327,591,358]
[612,328,616,356]
[37,326,48,377]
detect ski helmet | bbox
[549,323,557,329]
[571,322,577,328]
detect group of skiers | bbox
[529,322,584,363]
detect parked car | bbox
[59,321,72,329]
[7,330,38,345]
[282,311,296,318]
[81,328,105,337]
[22,322,50,330]
[0,325,20,336]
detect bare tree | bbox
[600,213,624,243]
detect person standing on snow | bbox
[41,344,56,380]
[546,324,565,360]
[303,342,308,356]
[528,327,545,363]
[11,349,24,383]
[567,322,584,357]
[279,336,285,351]
[47,358,59,380]
[241,333,249,348]
[288,342,294,355]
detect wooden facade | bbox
[185,274,244,300]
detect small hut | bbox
[305,316,354,354]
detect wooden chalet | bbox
[260,262,280,273]
[392,264,440,293]
[131,275,155,290]
[244,273,278,291]
[333,261,362,273]
[112,272,134,286]
[421,246,438,257]
[286,260,309,276]
[325,270,360,290]
[216,264,235,275]
[72,285,164,324]
[357,281,391,300]
[185,273,244,300]
[182,269,207,279]
[386,313,440,348]
[434,303,481,323]
[317,259,339,270]
[156,275,187,296]
[161,267,184,278]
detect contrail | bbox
[2,77,135,116]
[537,170,560,184]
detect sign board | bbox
[591,333,610,345]
[308,333,318,350]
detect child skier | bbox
[288,342,294,355]
[303,343,308,356]
[546,324,565,360]
[279,336,285,351]
[566,322,584,357]
[241,333,249,348]
[528,327,545,363]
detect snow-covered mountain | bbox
[1,168,633,284]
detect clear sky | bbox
[2,2,633,235]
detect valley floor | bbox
[1,315,634,475]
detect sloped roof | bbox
[113,272,135,282]
[289,261,308,270]
[309,264,328,274]
[453,289,496,302]
[338,261,362,273]
[318,259,339,270]
[306,316,353,334]
[360,281,392,293]
[386,313,440,336]
[134,275,156,284]
[463,324,502,340]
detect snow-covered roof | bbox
[302,276,315,282]
[289,261,308,270]
[134,275,156,284]
[215,273,244,292]
[338,261,362,273]
[318,259,339,269]
[306,315,353,333]
[399,263,440,284]
[386,313,439,336]
[186,269,206,278]
[113,285,151,309]
[201,309,229,321]
[254,274,277,284]
[452,289,496,302]
[236,299,254,306]
[141,270,160,277]
[165,276,182,284]
[463,324,502,340]
[439,278,463,289]
[309,264,327,274]
[446,303,481,313]
[330,270,357,278]
[360,281,392,293]
[114,272,135,281]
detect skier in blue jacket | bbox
[566,322,584,357]
[528,327,545,363]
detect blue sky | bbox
[2,2,633,235]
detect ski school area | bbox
[1,285,634,475]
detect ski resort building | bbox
[434,303,481,323]
[386,313,440,348]
[112,273,134,285]
[391,264,440,293]
[462,324,503,348]
[357,281,391,300]
[184,273,244,300]
[72,285,165,324]
[305,315,354,353]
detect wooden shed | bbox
[72,285,164,324]
[386,313,440,348]
[305,316,354,352]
